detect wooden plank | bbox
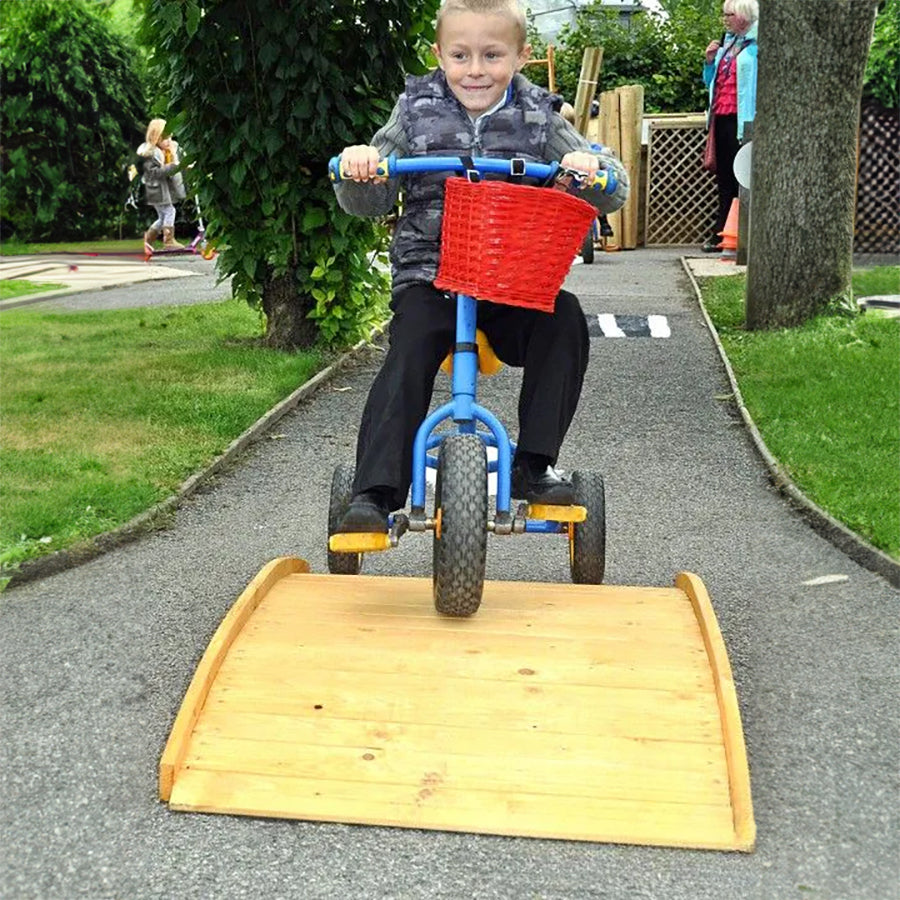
[205,678,721,744]
[183,732,727,806]
[170,769,739,850]
[573,47,603,137]
[158,556,308,801]
[262,575,698,627]
[617,84,644,249]
[192,707,727,774]
[226,637,714,692]
[269,573,688,610]
[237,616,711,672]
[599,89,623,248]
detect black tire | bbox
[569,470,605,584]
[581,228,595,265]
[327,463,362,575]
[432,434,488,617]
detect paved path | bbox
[1,248,897,899]
[0,252,225,310]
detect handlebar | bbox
[328,154,617,195]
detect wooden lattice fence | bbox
[644,116,716,246]
[641,107,899,251]
[855,100,899,254]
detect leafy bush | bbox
[0,0,147,241]
[137,0,439,349]
[864,0,899,109]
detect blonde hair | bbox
[436,0,527,48]
[145,118,166,146]
[727,0,758,22]
[559,102,576,125]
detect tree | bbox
[863,0,899,110]
[745,0,880,329]
[138,0,438,350]
[0,0,147,241]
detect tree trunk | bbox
[261,269,317,350]
[745,0,879,330]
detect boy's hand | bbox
[340,145,386,183]
[560,152,600,179]
[557,152,600,190]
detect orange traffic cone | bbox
[718,198,739,263]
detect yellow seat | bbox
[440,329,503,376]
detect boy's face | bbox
[433,10,531,117]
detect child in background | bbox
[137,118,185,251]
[333,0,629,533]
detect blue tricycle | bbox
[327,155,617,617]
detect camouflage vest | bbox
[390,70,556,291]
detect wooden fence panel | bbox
[644,117,717,247]
[855,101,899,254]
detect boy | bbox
[333,0,629,533]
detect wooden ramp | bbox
[160,558,754,851]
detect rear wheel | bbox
[432,434,488,617]
[327,464,362,575]
[581,228,595,265]
[569,470,605,584]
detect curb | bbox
[682,258,900,588]
[3,334,380,590]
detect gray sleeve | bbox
[545,114,630,215]
[332,100,408,217]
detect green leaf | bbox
[300,206,327,233]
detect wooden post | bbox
[617,84,644,249]
[599,89,622,249]
[573,47,603,137]
[547,43,556,94]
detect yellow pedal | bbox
[527,504,587,523]
[328,532,391,553]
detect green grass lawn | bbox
[699,270,900,559]
[852,266,900,298]
[0,300,323,576]
[0,238,145,256]
[0,279,67,300]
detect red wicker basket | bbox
[433,177,597,312]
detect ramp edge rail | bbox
[676,571,756,851]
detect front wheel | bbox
[327,464,362,575]
[432,434,488,617]
[569,470,605,584]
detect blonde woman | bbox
[701,0,758,251]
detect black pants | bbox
[352,282,590,510]
[712,113,740,239]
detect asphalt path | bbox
[1,248,897,899]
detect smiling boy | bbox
[333,0,629,533]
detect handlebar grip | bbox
[328,155,392,181]
[586,169,617,195]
